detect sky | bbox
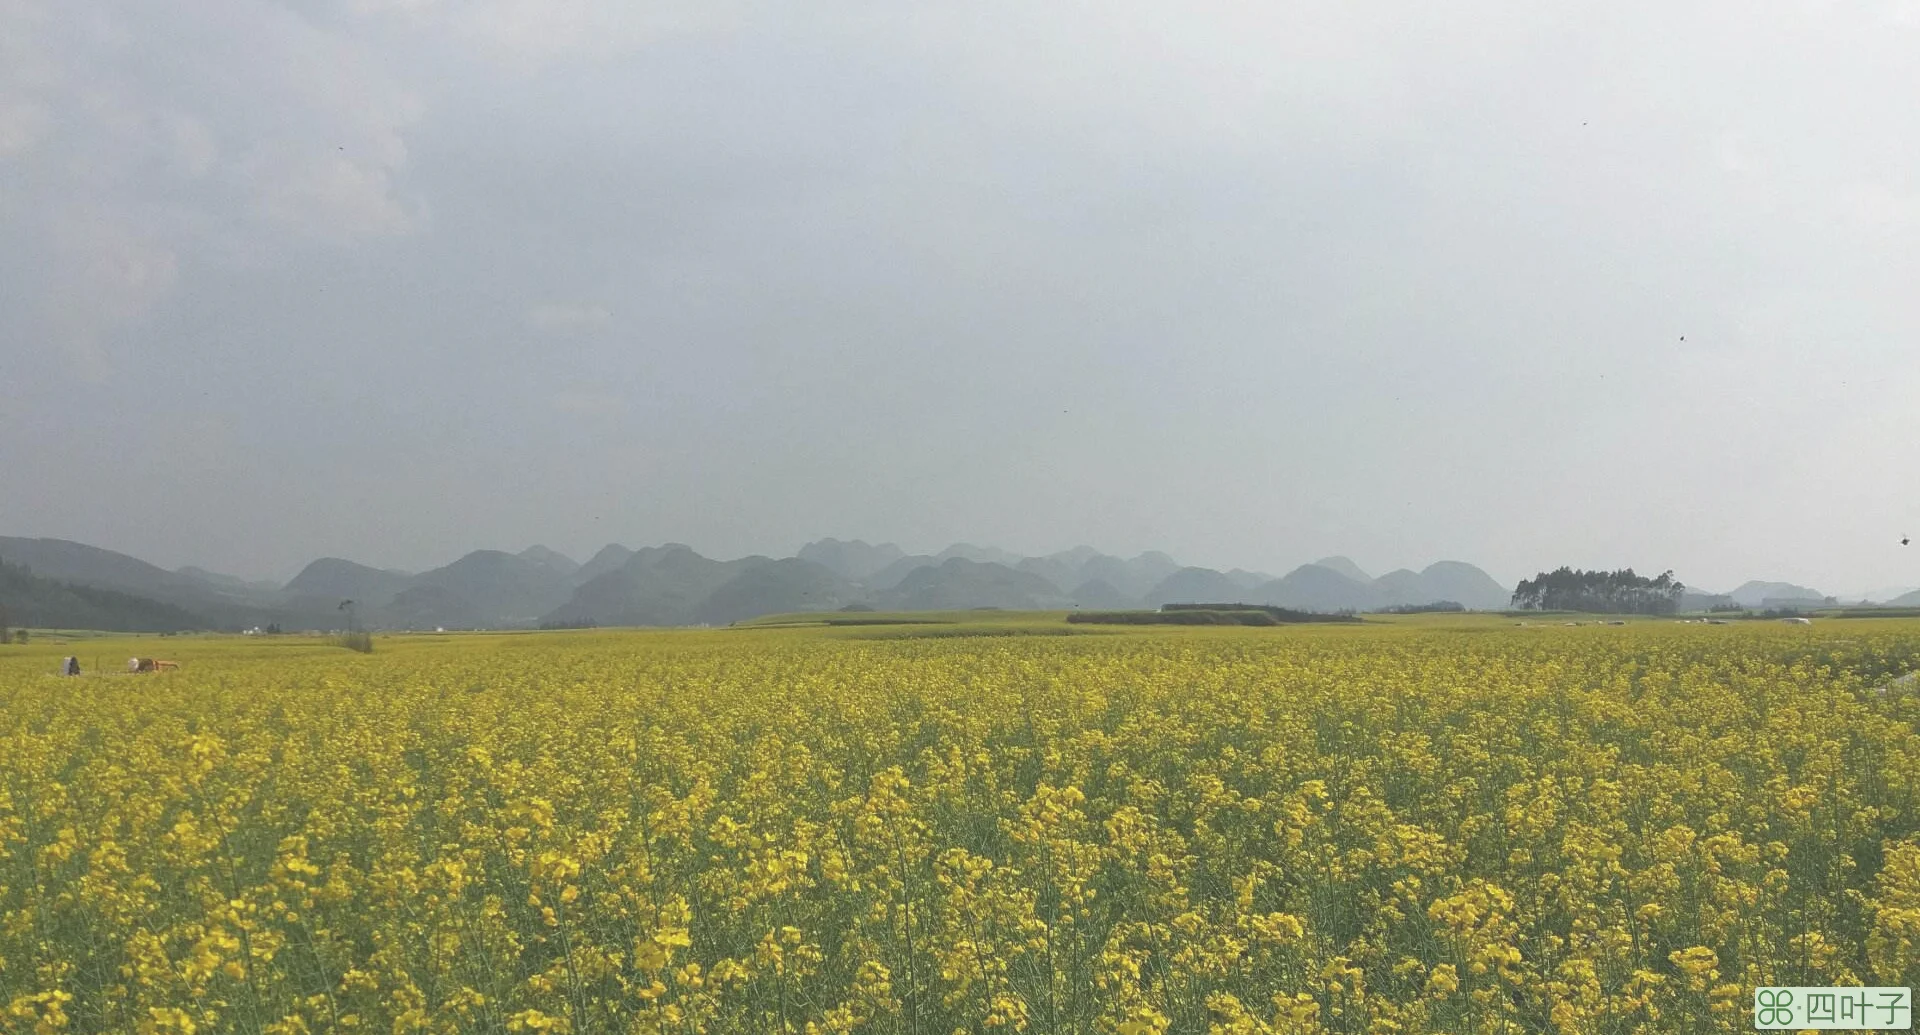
[3,0,1918,593]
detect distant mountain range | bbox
[0,534,1517,632]
[0,533,1886,632]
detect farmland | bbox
[5,617,1920,1033]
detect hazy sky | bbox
[4,1,1918,592]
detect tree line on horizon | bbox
[1510,567,1685,615]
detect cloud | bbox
[348,0,761,68]
[246,151,420,242]
[0,3,56,161]
[44,212,179,381]
[550,390,624,416]
[1832,181,1920,231]
[0,96,49,157]
[525,303,613,332]
[0,0,423,374]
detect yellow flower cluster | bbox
[3,621,1920,1033]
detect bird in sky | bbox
[1903,536,1911,546]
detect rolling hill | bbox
[934,543,1025,567]
[699,558,856,625]
[0,536,238,611]
[1410,561,1512,611]
[517,545,580,580]
[394,550,574,627]
[1146,567,1251,607]
[864,554,941,591]
[572,544,637,585]
[796,538,907,581]
[1068,578,1139,610]
[1079,552,1181,600]
[1256,564,1384,612]
[0,558,205,633]
[1313,556,1373,584]
[544,545,756,627]
[1726,580,1827,608]
[283,558,413,609]
[877,558,1069,611]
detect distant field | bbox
[5,620,1920,1032]
[732,608,1071,627]
[8,627,200,642]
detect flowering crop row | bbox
[4,622,1920,1033]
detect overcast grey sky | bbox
[3,0,1918,592]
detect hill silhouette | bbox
[0,536,240,611]
[0,558,204,632]
[393,550,573,627]
[518,545,580,580]
[1080,552,1180,600]
[176,566,281,596]
[1257,564,1383,611]
[1068,578,1138,610]
[1146,567,1248,607]
[796,538,906,581]
[1725,580,1827,608]
[284,558,413,609]
[1412,562,1512,610]
[1313,556,1373,584]
[878,557,1069,611]
[546,545,754,627]
[572,544,636,585]
[700,558,856,624]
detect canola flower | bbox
[3,621,1920,1033]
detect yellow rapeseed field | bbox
[5,619,1920,1034]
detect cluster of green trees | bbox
[537,618,599,630]
[1511,567,1685,615]
[1376,601,1466,614]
